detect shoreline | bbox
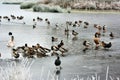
[24,8,120,14]
[1,3,120,14]
[71,9,120,14]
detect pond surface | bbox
[0,3,120,80]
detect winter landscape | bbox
[0,0,120,80]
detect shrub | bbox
[20,2,35,9]
[33,4,66,13]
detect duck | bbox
[72,30,78,37]
[78,20,82,26]
[84,22,89,28]
[51,36,58,42]
[109,32,114,39]
[83,40,90,48]
[97,26,102,32]
[0,53,1,57]
[95,32,101,38]
[45,18,48,21]
[0,16,2,19]
[101,41,112,49]
[58,40,64,48]
[55,23,59,29]
[37,17,43,21]
[8,32,12,36]
[7,36,15,47]
[51,45,59,56]
[54,56,61,69]
[17,16,24,20]
[93,34,101,50]
[10,15,16,20]
[102,25,106,33]
[51,45,58,51]
[79,20,82,24]
[33,25,36,29]
[83,40,91,51]
[72,21,78,27]
[47,21,50,26]
[12,48,20,58]
[64,28,69,35]
[66,21,72,26]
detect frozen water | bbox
[0,3,120,80]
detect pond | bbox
[0,3,120,80]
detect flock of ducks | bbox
[0,14,115,59]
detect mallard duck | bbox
[55,56,61,67]
[83,40,90,47]
[72,30,78,37]
[8,32,12,36]
[102,25,106,33]
[109,32,114,39]
[51,37,58,42]
[101,41,112,49]
[12,49,20,58]
[33,25,36,29]
[37,17,43,21]
[0,16,2,19]
[58,40,64,48]
[84,22,89,28]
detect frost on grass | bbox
[0,60,119,80]
[0,58,34,80]
[2,0,22,4]
[33,4,67,13]
[20,2,36,9]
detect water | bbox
[0,3,120,80]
